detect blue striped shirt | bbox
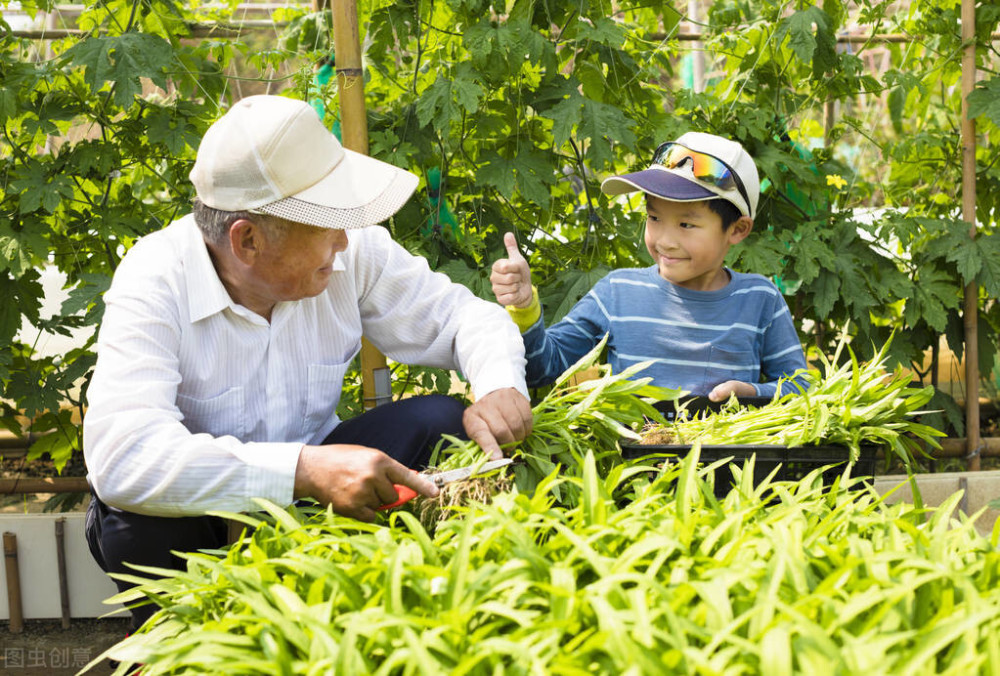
[522,266,808,397]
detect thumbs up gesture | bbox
[490,232,534,309]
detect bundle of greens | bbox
[642,335,944,466]
[426,337,678,506]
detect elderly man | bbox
[83,95,532,630]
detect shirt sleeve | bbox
[350,227,528,401]
[520,277,612,388]
[83,248,301,517]
[755,291,809,399]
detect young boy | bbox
[491,131,808,401]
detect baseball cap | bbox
[601,131,760,218]
[189,95,418,229]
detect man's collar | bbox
[181,215,348,323]
[181,216,237,323]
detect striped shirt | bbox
[522,266,807,397]
[83,215,527,517]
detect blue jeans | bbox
[85,394,465,631]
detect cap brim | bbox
[602,166,752,217]
[601,168,716,201]
[255,149,419,230]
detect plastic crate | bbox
[649,395,775,420]
[622,397,879,497]
[621,442,878,497]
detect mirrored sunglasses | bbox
[651,142,751,215]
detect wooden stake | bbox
[935,437,1000,458]
[332,0,391,409]
[824,99,836,146]
[0,477,89,494]
[55,518,71,628]
[961,0,981,470]
[3,532,24,633]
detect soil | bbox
[1,617,130,674]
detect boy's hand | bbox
[708,380,758,402]
[491,232,534,308]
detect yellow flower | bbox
[826,174,848,189]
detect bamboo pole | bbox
[934,437,1000,458]
[961,0,981,470]
[12,26,1000,42]
[685,1,704,92]
[0,477,90,494]
[330,0,392,409]
[9,22,284,39]
[4,532,24,633]
[0,432,45,449]
[55,518,71,629]
[824,99,837,146]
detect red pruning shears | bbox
[378,457,514,510]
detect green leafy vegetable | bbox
[92,454,1000,675]
[643,334,944,466]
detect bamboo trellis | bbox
[961,0,981,471]
[0,0,990,484]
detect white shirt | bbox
[83,216,527,516]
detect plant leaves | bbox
[61,33,174,108]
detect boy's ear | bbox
[728,216,754,244]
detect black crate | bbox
[649,395,775,421]
[623,398,879,498]
[621,443,878,498]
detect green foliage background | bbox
[2,0,1000,469]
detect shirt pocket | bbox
[303,360,353,442]
[704,345,758,390]
[177,387,246,440]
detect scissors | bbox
[378,457,514,510]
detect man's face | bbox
[644,195,744,291]
[252,220,349,302]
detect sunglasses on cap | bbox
[651,142,752,216]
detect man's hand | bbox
[463,387,533,460]
[490,232,534,308]
[708,380,758,402]
[293,445,439,522]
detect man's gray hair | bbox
[192,198,287,245]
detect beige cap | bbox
[190,95,418,229]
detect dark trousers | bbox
[85,394,465,631]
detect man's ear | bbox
[228,219,262,265]
[728,216,754,244]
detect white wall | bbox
[0,513,123,620]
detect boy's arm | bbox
[709,288,809,402]
[519,282,612,387]
[757,295,810,398]
[489,232,610,387]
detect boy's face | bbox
[644,195,752,291]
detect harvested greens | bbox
[641,335,944,465]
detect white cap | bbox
[601,131,760,218]
[189,95,418,229]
